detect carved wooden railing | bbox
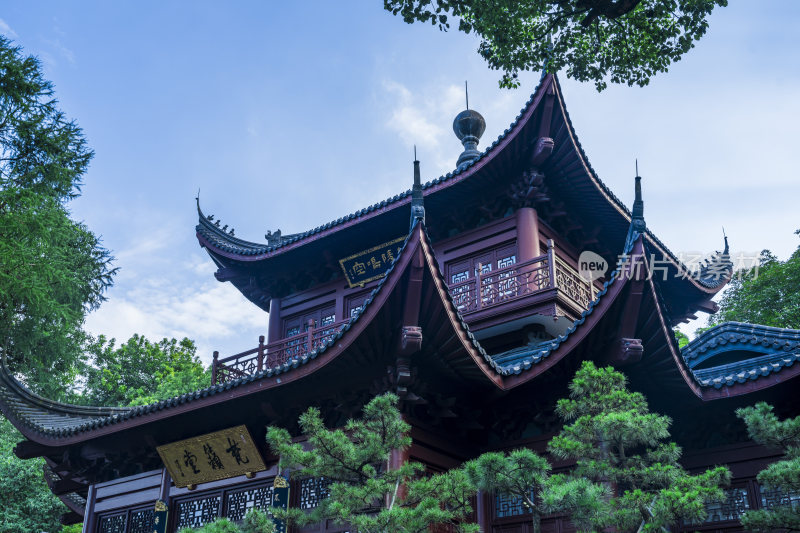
[212,319,349,385]
[211,242,596,385]
[447,240,594,315]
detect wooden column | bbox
[159,467,171,501]
[267,297,281,344]
[82,484,97,533]
[516,207,540,261]
[387,425,411,507]
[477,490,491,533]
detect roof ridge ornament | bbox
[631,160,646,233]
[453,81,486,170]
[410,146,425,229]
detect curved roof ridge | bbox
[0,356,129,417]
[0,223,421,443]
[549,75,729,294]
[196,75,554,258]
[644,256,800,399]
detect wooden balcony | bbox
[447,240,595,331]
[212,319,349,385]
[211,241,595,385]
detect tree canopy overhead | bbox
[384,0,728,90]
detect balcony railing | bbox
[447,240,594,315]
[212,319,349,385]
[211,241,595,385]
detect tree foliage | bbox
[548,361,730,531]
[0,418,67,533]
[266,394,478,533]
[80,334,209,407]
[384,0,727,90]
[464,448,606,533]
[736,403,800,532]
[0,35,115,397]
[712,231,800,329]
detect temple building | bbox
[1,72,799,533]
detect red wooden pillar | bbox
[267,297,281,344]
[387,424,411,507]
[516,207,541,261]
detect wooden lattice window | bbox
[701,486,750,523]
[346,292,370,318]
[175,494,222,530]
[299,477,331,509]
[225,484,275,521]
[97,513,126,533]
[493,490,534,519]
[96,505,154,533]
[760,485,800,511]
[447,243,517,311]
[283,305,336,338]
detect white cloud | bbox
[381,79,465,172]
[0,18,18,38]
[85,277,266,366]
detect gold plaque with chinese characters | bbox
[339,236,406,288]
[157,425,266,488]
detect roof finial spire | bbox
[453,84,485,170]
[632,162,646,232]
[722,227,729,254]
[410,149,425,228]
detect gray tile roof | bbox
[682,321,800,389]
[0,228,416,440]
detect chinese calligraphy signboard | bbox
[152,500,168,533]
[272,475,290,533]
[339,236,405,288]
[156,425,266,488]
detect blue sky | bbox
[3,2,799,364]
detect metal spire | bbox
[410,148,425,228]
[632,162,646,233]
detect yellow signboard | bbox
[157,425,266,488]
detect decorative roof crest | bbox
[453,81,485,170]
[631,160,646,233]
[410,145,425,228]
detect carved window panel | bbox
[494,490,534,519]
[760,485,800,511]
[226,483,275,522]
[300,476,331,509]
[175,494,222,530]
[347,292,370,318]
[283,304,337,355]
[702,486,750,522]
[98,512,126,533]
[128,508,154,533]
[446,243,519,312]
